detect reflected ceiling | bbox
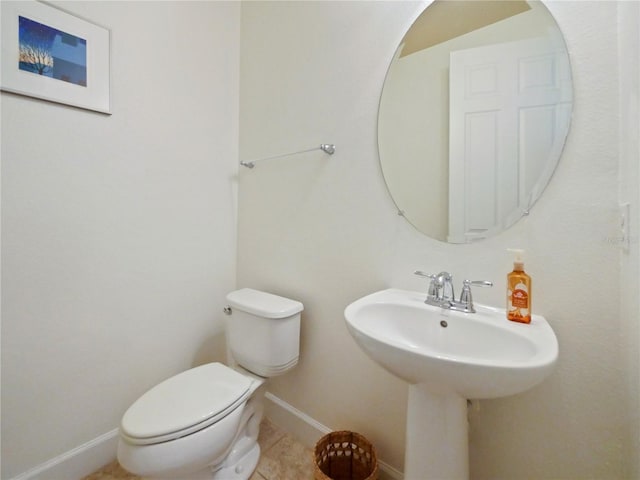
[400,0,531,57]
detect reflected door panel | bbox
[449,37,571,242]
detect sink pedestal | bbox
[405,384,468,479]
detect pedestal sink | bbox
[344,289,558,479]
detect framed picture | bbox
[1,1,111,114]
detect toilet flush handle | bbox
[223,306,232,315]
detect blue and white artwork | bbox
[19,16,87,86]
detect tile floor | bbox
[83,418,315,480]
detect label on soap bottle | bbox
[512,288,528,308]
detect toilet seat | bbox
[120,363,253,446]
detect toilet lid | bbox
[120,363,253,445]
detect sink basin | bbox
[345,288,559,479]
[344,288,558,398]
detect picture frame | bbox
[1,1,111,114]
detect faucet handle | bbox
[414,270,436,280]
[414,271,439,298]
[459,279,493,311]
[464,280,493,288]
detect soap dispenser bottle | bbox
[507,249,531,324]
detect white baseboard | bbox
[10,394,404,480]
[264,391,404,480]
[9,429,118,480]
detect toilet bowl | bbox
[117,289,303,480]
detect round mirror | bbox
[378,0,572,243]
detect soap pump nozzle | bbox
[508,248,525,271]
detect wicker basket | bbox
[314,431,378,480]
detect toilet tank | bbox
[225,288,303,377]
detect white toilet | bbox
[117,288,303,480]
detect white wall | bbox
[1,1,240,478]
[239,1,637,478]
[618,0,640,476]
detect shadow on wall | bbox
[192,332,227,367]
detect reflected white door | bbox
[448,37,571,243]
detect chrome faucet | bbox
[415,271,455,304]
[414,271,492,313]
